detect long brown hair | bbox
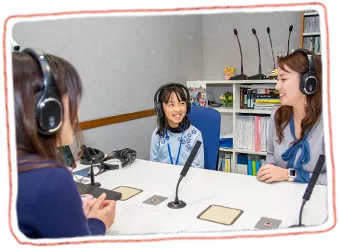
[12,51,84,170]
[275,49,322,144]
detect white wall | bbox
[13,15,204,159]
[201,11,301,79]
[12,11,302,160]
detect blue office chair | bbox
[187,106,221,170]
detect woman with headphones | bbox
[257,49,326,185]
[150,83,204,168]
[13,48,116,238]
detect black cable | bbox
[72,172,85,183]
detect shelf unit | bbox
[300,10,321,55]
[186,79,277,173]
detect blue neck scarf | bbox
[281,113,311,170]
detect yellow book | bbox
[224,154,231,172]
[255,99,281,103]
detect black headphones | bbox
[101,148,137,170]
[154,83,191,119]
[294,49,319,95]
[80,147,105,165]
[23,48,63,136]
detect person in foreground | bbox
[150,83,204,168]
[14,48,116,239]
[257,49,326,185]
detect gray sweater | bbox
[266,107,327,185]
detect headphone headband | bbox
[293,48,315,72]
[22,48,55,89]
[102,148,137,169]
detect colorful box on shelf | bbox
[220,133,233,149]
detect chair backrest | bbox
[187,106,221,170]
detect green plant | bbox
[219,91,233,107]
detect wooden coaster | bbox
[112,186,143,201]
[197,205,243,225]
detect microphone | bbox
[287,25,293,56]
[168,140,202,209]
[267,27,278,80]
[267,27,276,70]
[82,145,101,187]
[289,154,325,228]
[230,29,248,80]
[10,39,20,52]
[248,28,267,80]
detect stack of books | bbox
[254,89,280,111]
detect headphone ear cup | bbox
[155,102,163,118]
[35,87,63,135]
[118,148,136,168]
[300,71,318,95]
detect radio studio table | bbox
[73,159,328,235]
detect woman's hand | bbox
[87,193,116,229]
[82,198,97,218]
[257,164,288,183]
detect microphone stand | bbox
[267,27,278,80]
[289,154,325,228]
[82,145,101,187]
[230,28,248,80]
[289,200,307,228]
[168,176,186,208]
[89,160,101,187]
[248,28,267,80]
[168,140,202,209]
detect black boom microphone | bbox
[287,25,293,55]
[289,154,325,228]
[248,28,267,80]
[267,27,276,70]
[267,26,279,79]
[168,140,202,209]
[230,29,248,80]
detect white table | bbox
[73,159,328,236]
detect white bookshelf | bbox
[304,11,319,17]
[186,79,277,172]
[300,10,321,55]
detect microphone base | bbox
[289,224,305,228]
[167,200,186,209]
[230,73,248,80]
[267,68,278,80]
[248,73,267,80]
[88,182,101,187]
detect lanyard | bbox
[165,129,184,165]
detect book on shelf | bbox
[236,154,265,176]
[240,87,280,110]
[219,133,233,149]
[218,152,232,173]
[303,36,321,54]
[236,114,269,152]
